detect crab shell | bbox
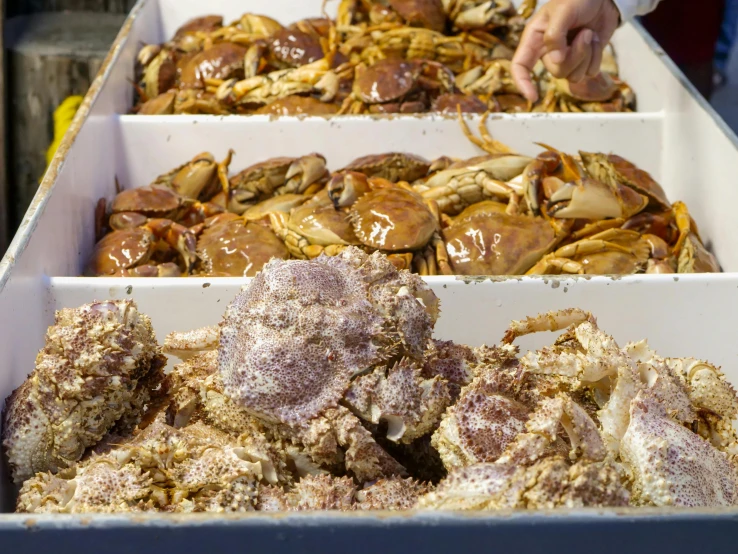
[254,96,339,115]
[442,211,566,275]
[580,152,671,211]
[110,185,186,219]
[388,0,448,32]
[269,27,325,68]
[349,187,439,252]
[196,215,290,277]
[341,153,432,183]
[218,248,438,426]
[431,93,488,113]
[180,43,249,89]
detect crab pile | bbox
[133,0,634,116]
[85,119,718,277]
[5,248,738,513]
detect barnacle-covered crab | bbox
[501,308,738,507]
[215,248,448,481]
[16,417,279,513]
[2,300,166,484]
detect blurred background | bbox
[0,0,737,256]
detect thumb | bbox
[543,5,580,61]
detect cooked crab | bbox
[87,217,197,277]
[226,153,328,213]
[327,172,443,271]
[339,152,431,183]
[339,58,455,114]
[2,300,165,483]
[214,58,340,110]
[195,213,291,277]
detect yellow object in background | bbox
[45,95,84,168]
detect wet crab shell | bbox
[173,15,224,40]
[269,27,326,67]
[196,217,290,277]
[180,43,249,89]
[388,0,448,32]
[354,60,420,104]
[254,96,339,115]
[349,187,438,252]
[342,153,432,183]
[110,186,184,218]
[442,212,561,275]
[86,228,154,276]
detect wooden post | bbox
[6,0,136,17]
[6,11,126,227]
[0,0,7,252]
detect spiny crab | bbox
[216,248,448,480]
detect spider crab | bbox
[166,248,452,481]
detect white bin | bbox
[2,0,738,538]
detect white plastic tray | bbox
[3,0,738,524]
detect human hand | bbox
[511,0,621,102]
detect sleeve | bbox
[612,0,664,21]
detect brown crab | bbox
[339,152,431,183]
[179,43,250,89]
[415,153,531,215]
[214,58,340,110]
[440,203,572,275]
[524,228,671,275]
[87,218,197,277]
[327,172,443,271]
[244,24,328,79]
[152,151,231,201]
[268,189,359,260]
[339,58,455,113]
[253,95,340,115]
[195,213,291,277]
[226,153,328,213]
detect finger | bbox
[545,28,593,80]
[511,15,548,101]
[587,34,603,77]
[543,2,581,64]
[569,45,593,83]
[511,62,539,102]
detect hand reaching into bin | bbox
[511,0,664,102]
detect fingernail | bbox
[549,50,565,64]
[591,32,601,43]
[582,29,593,45]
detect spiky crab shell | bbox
[218,247,438,426]
[2,300,162,483]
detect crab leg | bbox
[501,308,595,344]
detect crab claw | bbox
[147,218,198,274]
[285,154,329,194]
[315,71,339,103]
[547,177,648,220]
[327,171,371,209]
